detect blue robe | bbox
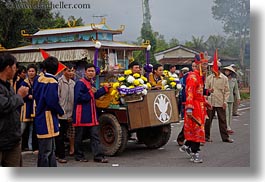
[73,78,108,127]
[20,78,35,122]
[33,73,64,138]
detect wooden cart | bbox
[98,90,179,156]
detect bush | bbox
[240,92,250,100]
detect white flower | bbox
[120,85,127,89]
[164,85,169,89]
[177,84,182,90]
[142,89,148,95]
[138,78,144,85]
[143,84,148,89]
[162,80,167,86]
[127,75,135,83]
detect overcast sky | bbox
[51,0,225,43]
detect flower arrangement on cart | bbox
[162,70,182,91]
[111,70,151,103]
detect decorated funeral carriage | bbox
[1,18,180,156]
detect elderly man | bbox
[205,61,234,143]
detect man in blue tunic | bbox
[73,63,110,163]
[33,56,64,167]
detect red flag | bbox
[39,49,66,75]
[213,49,219,76]
[56,62,67,75]
[40,48,50,59]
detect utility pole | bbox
[142,0,151,30]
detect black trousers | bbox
[74,126,104,160]
[177,126,185,142]
[185,140,200,153]
[55,119,69,159]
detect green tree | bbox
[191,36,205,51]
[184,36,205,51]
[168,38,179,48]
[212,0,250,68]
[0,0,83,48]
[222,37,240,58]
[205,35,226,56]
[153,32,168,52]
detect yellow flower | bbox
[112,82,120,89]
[133,79,140,86]
[163,70,169,77]
[128,85,135,89]
[141,75,148,82]
[111,90,117,96]
[146,83,152,89]
[118,76,125,82]
[170,82,176,87]
[124,69,132,75]
[115,94,120,100]
[133,73,140,78]
[169,77,175,81]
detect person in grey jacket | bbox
[0,53,29,167]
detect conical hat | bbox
[223,65,236,73]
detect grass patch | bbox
[240,92,250,100]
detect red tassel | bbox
[200,52,204,60]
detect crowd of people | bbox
[0,51,242,166]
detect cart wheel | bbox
[136,124,171,149]
[99,113,127,156]
[116,125,128,154]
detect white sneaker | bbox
[190,152,203,163]
[179,145,192,157]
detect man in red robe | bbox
[179,53,211,163]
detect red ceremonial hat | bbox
[200,52,208,63]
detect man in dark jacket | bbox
[0,53,29,167]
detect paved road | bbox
[22,100,250,167]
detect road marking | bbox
[238,107,250,111]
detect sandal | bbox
[94,158,108,163]
[58,158,67,163]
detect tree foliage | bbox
[0,0,83,48]
[212,0,250,68]
[212,0,249,36]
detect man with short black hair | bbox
[33,56,64,167]
[73,63,111,163]
[0,53,29,167]
[128,61,141,74]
